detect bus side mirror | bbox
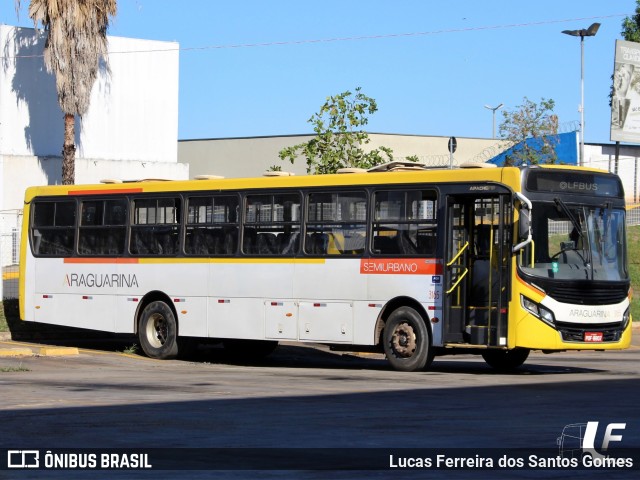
[513,192,532,253]
[518,207,530,241]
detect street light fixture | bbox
[484,103,504,139]
[562,22,600,166]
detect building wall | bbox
[1,155,188,211]
[0,25,179,163]
[0,25,186,274]
[178,134,504,179]
[585,143,640,202]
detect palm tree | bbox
[17,0,117,185]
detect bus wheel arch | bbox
[377,297,434,372]
[136,291,179,360]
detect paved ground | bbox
[0,329,639,479]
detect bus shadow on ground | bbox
[3,315,605,376]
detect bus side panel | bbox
[294,260,363,343]
[115,262,210,337]
[365,259,442,345]
[352,301,382,345]
[32,259,115,332]
[207,261,295,340]
[20,249,37,322]
[208,297,264,340]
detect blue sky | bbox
[2,1,636,145]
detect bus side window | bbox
[76,199,127,256]
[185,195,240,256]
[243,193,301,256]
[373,235,399,255]
[372,189,437,257]
[305,191,367,256]
[31,200,77,257]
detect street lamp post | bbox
[562,22,600,167]
[484,103,504,139]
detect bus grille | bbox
[556,322,624,343]
[545,285,628,305]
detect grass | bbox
[0,299,17,333]
[0,304,7,333]
[0,364,30,373]
[120,344,139,355]
[627,225,640,322]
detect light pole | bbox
[562,22,600,166]
[484,103,503,139]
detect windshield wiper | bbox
[554,198,582,236]
[553,197,591,268]
[600,201,613,264]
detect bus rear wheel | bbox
[482,348,529,371]
[138,301,179,360]
[383,306,432,372]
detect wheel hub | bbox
[148,313,167,347]
[391,322,416,357]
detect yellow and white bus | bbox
[19,163,632,371]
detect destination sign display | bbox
[525,170,623,198]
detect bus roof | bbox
[22,164,608,201]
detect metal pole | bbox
[580,35,585,167]
[635,157,638,203]
[492,110,496,139]
[484,104,503,139]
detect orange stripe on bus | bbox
[516,273,545,297]
[63,258,140,264]
[360,258,443,275]
[68,188,144,196]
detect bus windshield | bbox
[519,201,627,281]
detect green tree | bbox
[622,1,640,42]
[18,0,117,185]
[498,97,559,166]
[279,87,398,174]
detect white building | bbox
[0,25,187,212]
[0,25,187,278]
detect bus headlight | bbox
[622,307,631,330]
[521,295,555,327]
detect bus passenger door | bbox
[443,195,511,346]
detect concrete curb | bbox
[0,347,32,357]
[38,346,79,356]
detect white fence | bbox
[1,210,22,300]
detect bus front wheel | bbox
[138,301,179,360]
[383,306,432,372]
[482,348,529,371]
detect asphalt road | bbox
[0,335,639,479]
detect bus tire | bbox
[138,301,179,360]
[482,348,529,371]
[383,306,432,372]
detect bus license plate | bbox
[584,332,603,342]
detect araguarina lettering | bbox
[65,273,139,288]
